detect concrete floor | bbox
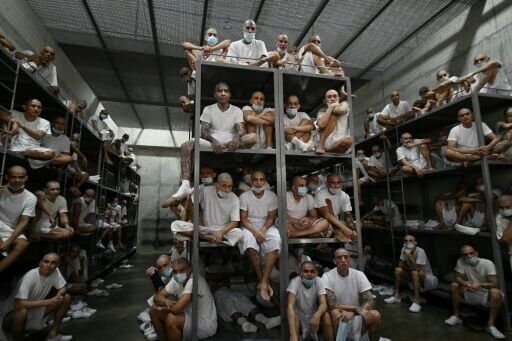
[59,252,508,341]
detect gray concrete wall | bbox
[353,0,512,140]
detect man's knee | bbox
[63,293,71,304]
[165,312,181,328]
[149,306,162,321]
[180,140,194,150]
[394,266,403,277]
[14,238,29,251]
[450,282,460,292]
[489,288,502,301]
[411,270,420,280]
[244,133,257,145]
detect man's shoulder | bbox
[349,268,369,281]
[479,258,496,268]
[22,189,37,202]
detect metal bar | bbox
[355,0,458,78]
[383,136,398,262]
[198,0,210,44]
[471,93,511,331]
[293,0,330,47]
[254,0,266,23]
[334,0,394,59]
[98,96,181,107]
[0,60,19,185]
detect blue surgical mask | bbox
[307,183,318,192]
[301,278,315,289]
[206,35,218,46]
[201,177,213,185]
[286,108,298,116]
[368,113,374,121]
[297,187,308,196]
[403,242,414,250]
[7,184,25,191]
[357,156,365,162]
[52,128,64,135]
[464,257,479,266]
[374,152,383,158]
[160,267,172,279]
[500,209,512,218]
[174,273,188,284]
[99,114,107,121]
[243,32,255,43]
[328,187,341,195]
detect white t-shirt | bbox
[238,180,270,192]
[16,268,66,300]
[381,101,412,118]
[88,114,109,132]
[287,276,326,315]
[0,189,36,232]
[78,197,96,226]
[317,104,350,137]
[239,190,278,228]
[37,63,58,87]
[40,134,71,154]
[373,199,402,226]
[164,274,217,328]
[228,39,267,65]
[284,112,311,127]
[368,154,387,172]
[298,46,320,74]
[454,257,496,283]
[287,191,314,219]
[399,246,433,275]
[322,268,372,307]
[314,189,352,216]
[396,145,425,164]
[368,113,385,135]
[10,111,51,151]
[200,103,244,143]
[35,195,68,228]
[447,122,493,148]
[194,186,240,228]
[473,68,512,95]
[496,215,512,254]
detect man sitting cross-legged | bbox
[283,95,315,152]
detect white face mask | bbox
[328,187,341,195]
[252,186,265,193]
[217,190,229,198]
[357,156,365,162]
[252,104,264,112]
[286,108,298,116]
[52,128,64,135]
[500,208,512,218]
[243,32,255,43]
[7,184,25,191]
[440,75,449,82]
[243,174,251,184]
[201,177,213,185]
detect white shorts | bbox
[97,220,112,230]
[0,220,26,240]
[214,288,256,322]
[183,312,217,340]
[462,209,485,228]
[463,288,503,307]
[410,157,428,170]
[238,226,281,256]
[324,132,349,150]
[100,130,113,141]
[441,200,457,226]
[171,220,243,247]
[296,311,319,341]
[408,274,438,292]
[190,134,255,148]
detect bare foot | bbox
[105,158,114,165]
[334,231,351,243]
[315,146,325,154]
[258,282,273,301]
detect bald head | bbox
[243,19,256,30]
[7,165,27,177]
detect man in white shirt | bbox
[384,235,438,313]
[179,67,196,97]
[314,174,356,243]
[0,166,35,273]
[315,89,352,154]
[361,196,402,227]
[287,176,328,238]
[150,258,217,340]
[323,248,386,340]
[298,35,344,76]
[445,108,499,166]
[284,95,315,151]
[459,53,512,96]
[364,108,385,138]
[15,47,59,95]
[237,165,270,194]
[396,132,435,176]
[307,174,321,197]
[146,254,174,292]
[29,116,73,169]
[496,195,512,272]
[181,27,230,71]
[367,145,391,180]
[444,245,506,339]
[431,70,466,105]
[287,261,331,341]
[242,90,275,149]
[239,170,280,301]
[228,20,267,65]
[172,82,257,199]
[67,99,87,120]
[171,172,243,246]
[9,99,55,163]
[71,189,97,234]
[89,109,115,165]
[377,91,416,128]
[0,253,71,341]
[271,34,298,69]
[33,181,73,240]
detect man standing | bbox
[228,20,267,65]
[89,110,115,165]
[384,235,438,312]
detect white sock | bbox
[255,313,268,324]
[237,317,248,327]
[264,315,281,329]
[242,321,258,333]
[292,136,306,148]
[181,180,190,187]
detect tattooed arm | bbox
[200,121,223,154]
[358,289,375,313]
[226,122,244,151]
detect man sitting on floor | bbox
[0,253,71,341]
[323,248,388,341]
[71,189,97,234]
[171,172,243,246]
[172,82,256,199]
[30,116,73,169]
[150,258,217,341]
[444,245,506,339]
[445,107,499,167]
[287,176,328,238]
[287,261,332,341]
[242,90,275,149]
[377,91,417,128]
[0,166,35,274]
[396,132,435,176]
[315,89,352,154]
[228,20,267,66]
[314,174,356,243]
[146,254,174,292]
[458,53,511,96]
[32,181,73,240]
[384,235,438,313]
[239,170,280,301]
[283,95,315,151]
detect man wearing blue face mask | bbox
[287,261,331,341]
[227,19,267,66]
[306,174,321,197]
[314,174,356,243]
[363,108,385,138]
[29,116,72,169]
[384,235,437,313]
[283,95,315,152]
[444,245,505,339]
[171,172,243,246]
[0,166,35,273]
[146,254,173,292]
[181,27,231,71]
[496,195,512,272]
[150,258,217,340]
[242,90,275,149]
[287,176,328,238]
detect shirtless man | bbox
[315,89,352,154]
[242,90,275,149]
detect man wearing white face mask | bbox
[71,189,97,235]
[29,116,72,169]
[283,95,315,152]
[242,90,275,149]
[287,176,328,238]
[0,166,35,274]
[495,195,512,272]
[314,174,356,243]
[384,235,437,313]
[239,170,280,301]
[459,53,512,96]
[171,172,243,246]
[227,19,267,66]
[238,165,270,194]
[444,245,505,339]
[367,145,389,180]
[181,27,231,71]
